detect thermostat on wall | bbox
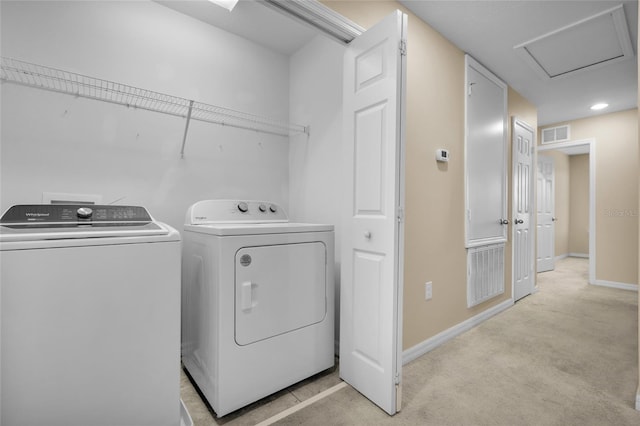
[435,149,449,162]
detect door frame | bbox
[537,138,595,284]
[511,117,535,300]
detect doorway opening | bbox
[537,139,595,284]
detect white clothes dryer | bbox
[181,200,334,416]
[0,204,191,426]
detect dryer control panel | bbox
[186,200,288,225]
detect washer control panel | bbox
[187,200,288,224]
[0,204,153,227]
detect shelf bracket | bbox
[180,100,195,159]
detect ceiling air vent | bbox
[541,125,570,144]
[514,5,634,80]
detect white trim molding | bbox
[592,280,638,292]
[260,0,364,43]
[568,253,589,258]
[555,253,590,261]
[636,386,640,411]
[402,299,513,365]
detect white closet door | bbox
[340,10,406,416]
[537,155,556,272]
[465,56,508,247]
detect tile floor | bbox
[180,358,341,425]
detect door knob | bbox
[499,219,509,225]
[552,217,557,222]
[515,219,524,224]
[364,231,372,239]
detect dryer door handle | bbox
[241,281,254,311]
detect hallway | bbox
[274,257,640,425]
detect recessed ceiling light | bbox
[207,0,238,11]
[590,103,609,111]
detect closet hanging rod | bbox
[0,57,309,137]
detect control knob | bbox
[77,207,93,219]
[237,202,249,213]
[269,204,277,213]
[259,204,267,213]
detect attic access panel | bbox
[514,5,634,80]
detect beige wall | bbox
[322,1,536,349]
[544,110,638,285]
[569,154,589,255]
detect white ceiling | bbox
[155,0,317,55]
[157,0,637,126]
[398,0,638,126]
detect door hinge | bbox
[397,207,404,223]
[399,40,407,56]
[395,372,402,412]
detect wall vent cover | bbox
[514,5,634,80]
[467,243,505,308]
[541,124,571,144]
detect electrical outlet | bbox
[425,281,433,300]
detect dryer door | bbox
[235,242,326,345]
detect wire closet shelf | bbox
[0,57,308,138]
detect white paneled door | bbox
[340,10,407,416]
[512,118,534,301]
[537,155,555,272]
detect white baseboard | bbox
[636,387,640,411]
[555,253,590,262]
[592,280,638,292]
[402,298,513,365]
[568,253,589,258]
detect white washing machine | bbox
[0,204,192,426]
[181,200,334,416]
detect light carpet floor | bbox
[182,257,640,425]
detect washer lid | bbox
[184,222,333,236]
[0,204,170,242]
